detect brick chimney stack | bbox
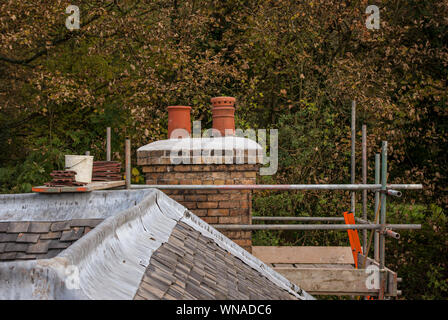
[137,97,262,252]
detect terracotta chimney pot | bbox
[211,97,236,108]
[167,106,191,139]
[211,97,236,136]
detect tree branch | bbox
[0,5,112,67]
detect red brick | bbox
[211,172,228,179]
[207,194,229,201]
[218,201,237,209]
[229,193,247,201]
[239,201,249,209]
[207,209,229,217]
[230,208,249,216]
[197,202,218,209]
[241,215,251,224]
[148,173,162,180]
[220,189,242,194]
[184,195,207,202]
[192,209,207,217]
[218,216,241,224]
[230,172,245,178]
[240,231,252,239]
[159,179,179,185]
[234,178,256,184]
[190,166,203,172]
[180,202,197,209]
[243,171,257,178]
[169,195,184,202]
[202,217,218,224]
[195,190,218,194]
[156,166,170,172]
[214,165,228,171]
[174,173,186,179]
[174,165,191,172]
[222,231,241,239]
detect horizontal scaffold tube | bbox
[131,184,422,191]
[211,224,422,231]
[252,217,345,221]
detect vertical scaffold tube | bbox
[125,138,131,190]
[379,141,388,299]
[374,153,380,262]
[106,127,111,161]
[351,101,356,215]
[362,124,367,253]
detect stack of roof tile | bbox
[44,170,87,187]
[92,161,122,181]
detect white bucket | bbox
[65,155,94,183]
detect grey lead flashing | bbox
[0,190,151,221]
[0,258,86,300]
[0,189,180,300]
[57,190,183,299]
[0,189,313,300]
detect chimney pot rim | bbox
[167,106,192,110]
[211,97,236,106]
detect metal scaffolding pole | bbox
[374,153,381,262]
[106,127,111,161]
[125,137,131,190]
[130,183,422,191]
[351,101,356,215]
[212,224,421,231]
[362,124,367,253]
[379,141,388,299]
[252,217,345,222]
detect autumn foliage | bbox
[0,0,446,299]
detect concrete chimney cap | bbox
[137,136,263,152]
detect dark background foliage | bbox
[0,0,446,299]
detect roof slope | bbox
[0,189,313,300]
[135,222,296,300]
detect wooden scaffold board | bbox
[32,180,125,193]
[252,246,398,296]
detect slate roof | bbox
[0,189,313,300]
[0,219,102,261]
[135,222,296,300]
